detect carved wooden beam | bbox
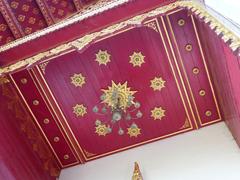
[73,0,83,11]
[35,0,55,26]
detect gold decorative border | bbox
[34,66,87,161]
[28,70,82,164]
[191,15,222,126]
[165,11,222,127]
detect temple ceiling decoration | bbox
[8,8,223,168]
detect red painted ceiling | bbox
[0,0,97,46]
[9,9,222,169]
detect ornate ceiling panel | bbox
[0,0,97,46]
[9,10,222,167]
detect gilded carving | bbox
[101,81,136,110]
[127,123,141,138]
[129,52,145,67]
[70,73,86,87]
[145,21,159,32]
[95,50,111,65]
[73,104,87,117]
[150,76,166,91]
[151,107,166,120]
[39,61,50,74]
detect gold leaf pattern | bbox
[70,73,86,87]
[151,107,166,120]
[73,104,87,117]
[129,52,145,67]
[150,77,166,91]
[95,50,111,65]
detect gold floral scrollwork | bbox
[127,123,141,138]
[151,106,166,120]
[95,50,111,65]
[129,52,145,67]
[70,73,86,87]
[150,76,166,91]
[39,61,50,74]
[73,104,87,117]
[145,21,159,32]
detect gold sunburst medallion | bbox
[73,104,87,117]
[71,73,86,87]
[151,107,166,120]
[150,77,166,91]
[101,81,137,110]
[95,50,111,65]
[95,124,109,136]
[129,52,145,67]
[127,124,141,138]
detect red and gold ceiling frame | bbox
[0,0,239,75]
[8,9,222,166]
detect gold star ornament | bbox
[101,81,137,110]
[151,107,166,120]
[150,76,166,91]
[129,52,145,67]
[127,123,141,138]
[73,104,87,117]
[95,50,111,65]
[71,73,86,87]
[95,124,109,136]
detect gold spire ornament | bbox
[132,162,143,180]
[129,52,145,67]
[95,50,111,65]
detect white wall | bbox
[205,0,240,26]
[60,122,240,180]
